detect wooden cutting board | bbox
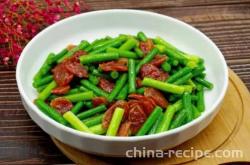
[52,69,250,165]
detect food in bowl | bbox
[32,32,213,137]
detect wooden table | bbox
[0,1,249,164]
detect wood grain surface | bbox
[0,0,250,164]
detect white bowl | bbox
[16,9,228,157]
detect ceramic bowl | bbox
[16,9,228,157]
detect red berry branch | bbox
[0,0,90,66]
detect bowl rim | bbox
[16,9,228,142]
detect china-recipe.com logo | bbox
[125,147,243,159]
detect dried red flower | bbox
[0,0,90,66]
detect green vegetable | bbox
[47,94,58,101]
[91,38,114,50]
[192,65,205,76]
[110,71,119,79]
[197,87,205,112]
[156,100,183,132]
[134,47,144,58]
[169,59,179,66]
[80,52,119,64]
[36,84,49,93]
[35,99,67,125]
[169,95,179,102]
[148,111,164,134]
[195,77,213,90]
[91,68,102,76]
[89,74,99,85]
[64,91,94,102]
[33,75,53,88]
[135,48,159,73]
[77,105,107,120]
[106,107,124,136]
[71,101,85,114]
[89,124,107,135]
[116,84,128,100]
[198,73,206,79]
[173,73,193,85]
[161,61,171,72]
[192,105,201,119]
[191,95,198,101]
[172,60,179,66]
[106,47,138,59]
[108,74,128,102]
[153,37,186,62]
[182,85,193,93]
[153,37,202,65]
[90,36,127,54]
[169,94,197,102]
[82,114,104,127]
[136,106,162,136]
[154,44,165,53]
[66,88,81,95]
[38,80,57,101]
[65,86,89,96]
[187,79,196,89]
[85,101,93,109]
[84,45,93,52]
[169,110,187,129]
[57,40,89,63]
[88,37,113,52]
[33,53,55,81]
[182,92,193,122]
[142,77,189,94]
[79,86,90,92]
[63,111,92,133]
[136,87,145,94]
[88,65,96,72]
[119,38,137,51]
[128,59,136,94]
[51,48,68,63]
[81,80,109,98]
[137,31,147,41]
[167,67,192,83]
[170,69,177,75]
